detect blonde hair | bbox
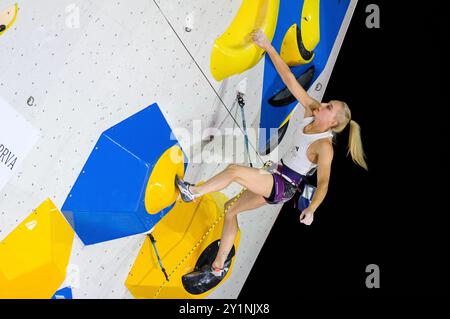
[332,101,368,170]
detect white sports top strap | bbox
[281,116,333,175]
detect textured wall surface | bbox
[0,0,357,298]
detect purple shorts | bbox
[264,161,303,204]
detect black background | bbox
[240,0,448,297]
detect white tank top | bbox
[281,116,333,175]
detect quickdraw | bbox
[153,162,271,298]
[147,233,169,282]
[237,93,253,168]
[153,187,247,298]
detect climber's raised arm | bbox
[251,29,320,117]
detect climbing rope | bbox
[152,162,271,298]
[151,0,265,167]
[149,3,276,296]
[153,187,247,298]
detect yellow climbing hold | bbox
[0,3,18,36]
[280,0,320,66]
[300,0,320,51]
[210,0,279,81]
[280,24,313,66]
[144,145,185,215]
[0,198,74,299]
[126,191,241,299]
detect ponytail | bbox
[331,101,368,170]
[348,120,368,170]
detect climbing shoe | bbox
[175,175,197,202]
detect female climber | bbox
[176,29,367,281]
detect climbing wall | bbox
[0,0,357,298]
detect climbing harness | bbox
[265,160,316,191]
[264,160,318,210]
[264,160,299,189]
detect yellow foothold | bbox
[144,145,185,215]
[126,191,241,299]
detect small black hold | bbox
[27,96,35,106]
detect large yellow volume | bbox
[126,191,241,299]
[280,0,320,66]
[0,199,74,298]
[145,145,185,214]
[0,3,18,36]
[210,0,279,81]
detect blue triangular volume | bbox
[52,287,73,299]
[61,103,186,245]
